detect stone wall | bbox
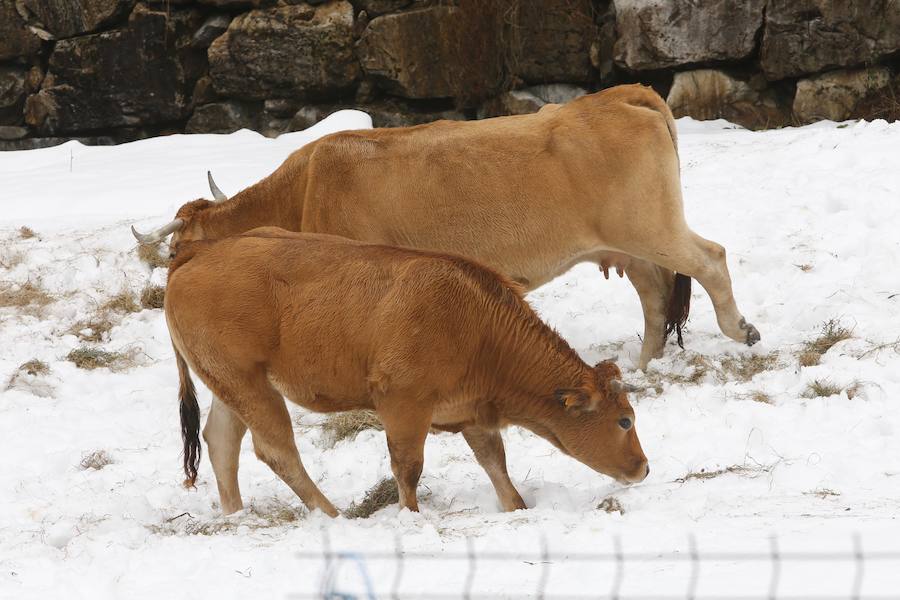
[2,0,899,150]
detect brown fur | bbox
[148,84,758,370]
[166,229,649,515]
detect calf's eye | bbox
[618,417,632,430]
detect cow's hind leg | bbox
[623,259,675,370]
[379,405,431,512]
[203,396,247,514]
[627,231,759,346]
[215,372,338,517]
[462,426,526,512]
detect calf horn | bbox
[207,171,228,202]
[608,379,641,395]
[131,219,184,245]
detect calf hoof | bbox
[739,318,761,346]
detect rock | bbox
[359,100,466,128]
[353,0,411,17]
[667,69,791,130]
[0,1,43,60]
[185,101,258,134]
[0,135,117,151]
[793,67,893,123]
[358,6,462,99]
[0,125,28,140]
[614,0,765,71]
[191,75,218,105]
[478,90,544,119]
[264,98,299,118]
[761,1,900,81]
[478,84,587,119]
[25,4,204,134]
[197,0,261,7]
[526,83,586,105]
[288,106,324,131]
[209,2,358,101]
[191,14,230,49]
[21,0,134,38]
[514,0,596,84]
[0,67,27,124]
[25,67,44,94]
[590,14,616,81]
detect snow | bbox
[2,111,899,599]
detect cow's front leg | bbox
[380,406,431,512]
[622,258,675,370]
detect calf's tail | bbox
[664,273,691,348]
[174,346,202,488]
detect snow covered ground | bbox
[1,111,899,599]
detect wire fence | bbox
[289,532,900,600]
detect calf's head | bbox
[551,360,649,484]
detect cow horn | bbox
[608,379,641,395]
[207,170,227,202]
[131,218,184,245]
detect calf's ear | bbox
[555,388,590,412]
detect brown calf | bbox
[135,84,760,370]
[166,228,648,516]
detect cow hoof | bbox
[739,318,761,346]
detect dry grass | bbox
[0,281,54,309]
[802,379,843,398]
[19,226,36,239]
[140,285,165,309]
[0,250,24,269]
[344,478,399,519]
[737,389,773,404]
[675,462,774,484]
[597,496,625,515]
[321,410,383,445]
[719,352,780,381]
[137,243,169,269]
[66,346,136,371]
[68,317,115,342]
[646,351,779,391]
[102,291,140,314]
[149,498,306,536]
[804,488,841,499]
[799,319,853,366]
[18,359,49,377]
[794,263,813,272]
[79,450,114,470]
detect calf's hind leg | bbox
[203,396,247,514]
[213,372,338,517]
[462,426,526,512]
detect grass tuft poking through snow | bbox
[344,478,399,519]
[66,347,136,371]
[597,496,625,515]
[19,226,36,239]
[136,243,169,270]
[799,319,853,366]
[80,450,115,471]
[102,291,140,314]
[0,281,54,310]
[18,359,49,377]
[140,285,165,309]
[321,410,383,445]
[675,463,774,484]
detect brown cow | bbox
[135,84,760,370]
[166,228,649,516]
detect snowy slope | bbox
[1,112,899,599]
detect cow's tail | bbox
[174,344,201,488]
[664,273,691,348]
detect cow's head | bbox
[130,172,228,255]
[551,360,649,484]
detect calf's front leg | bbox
[462,426,526,512]
[379,406,431,512]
